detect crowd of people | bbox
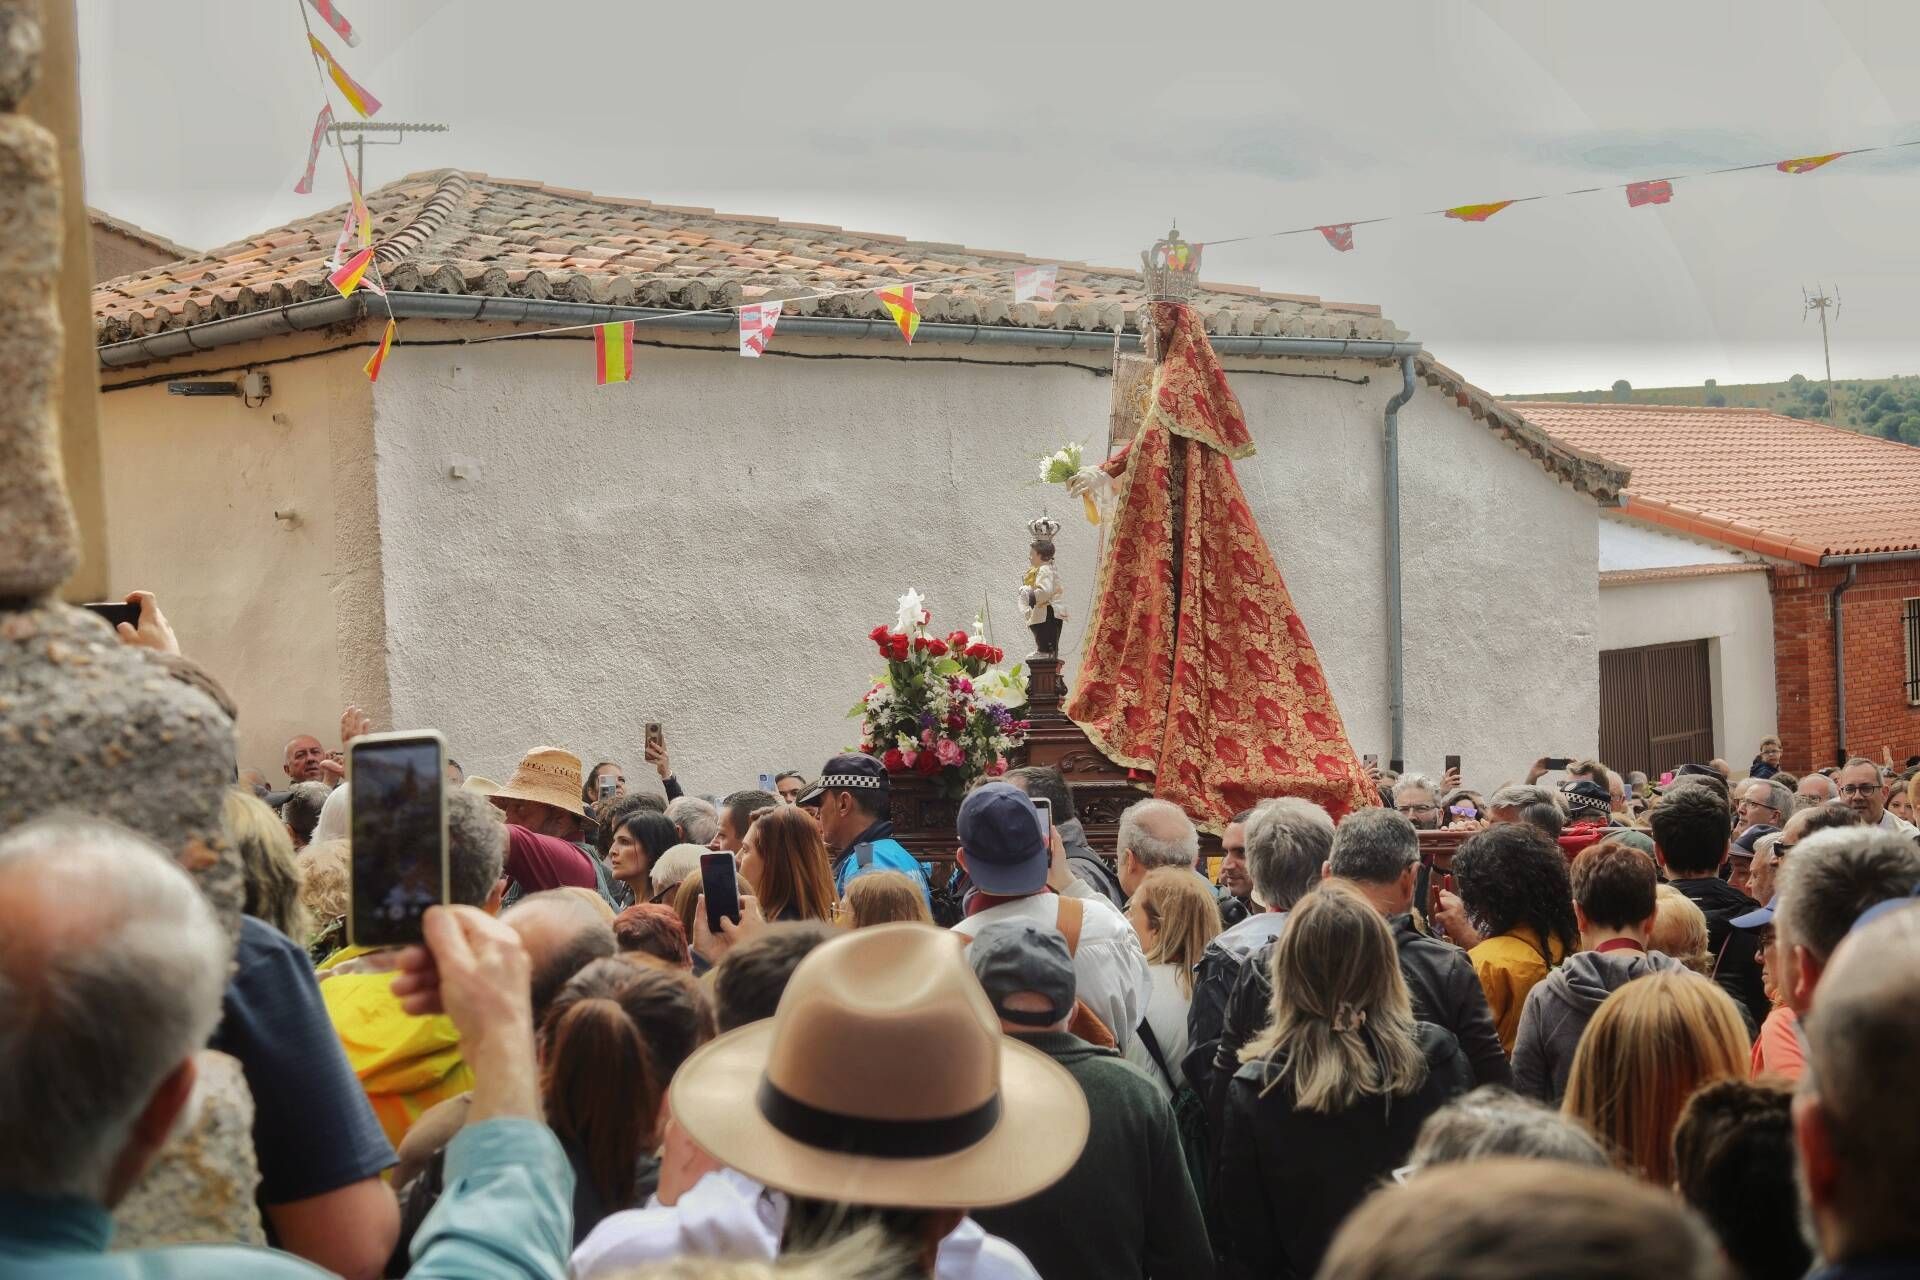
[5,598,1920,1279]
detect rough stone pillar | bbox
[0,0,242,933]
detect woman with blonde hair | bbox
[223,786,307,942]
[295,838,351,964]
[1650,883,1712,976]
[1124,866,1221,1096]
[1561,969,1749,1185]
[838,869,932,928]
[738,804,836,924]
[1219,882,1473,1277]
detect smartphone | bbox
[597,774,618,800]
[701,851,741,934]
[1544,756,1572,771]
[347,730,449,949]
[645,722,664,753]
[1032,796,1053,848]
[1444,753,1461,776]
[758,772,777,794]
[82,600,140,631]
[1363,753,1379,770]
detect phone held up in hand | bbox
[1032,796,1052,849]
[1444,753,1461,776]
[1543,756,1572,771]
[645,722,665,753]
[347,729,449,949]
[700,851,742,935]
[82,600,140,631]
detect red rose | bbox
[947,712,966,731]
[915,750,941,775]
[990,647,1005,664]
[948,630,970,650]
[927,638,949,657]
[869,624,890,643]
[882,748,906,771]
[889,635,910,661]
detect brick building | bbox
[1513,402,1920,776]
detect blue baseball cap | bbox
[1731,895,1777,930]
[957,782,1048,895]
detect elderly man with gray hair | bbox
[666,795,720,849]
[1181,799,1335,1136]
[1732,775,1793,838]
[1115,797,1201,898]
[1390,774,1445,831]
[1486,783,1561,826]
[0,816,575,1278]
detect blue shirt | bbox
[210,917,394,1207]
[833,819,931,901]
[0,1117,573,1279]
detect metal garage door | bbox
[1599,640,1716,777]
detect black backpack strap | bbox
[1136,1018,1179,1093]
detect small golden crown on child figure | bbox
[1028,514,1062,541]
[1142,223,1203,302]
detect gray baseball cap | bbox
[968,921,1076,1028]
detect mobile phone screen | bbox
[1544,756,1572,771]
[1444,754,1461,775]
[1032,797,1052,848]
[82,601,140,631]
[349,733,448,949]
[701,852,741,934]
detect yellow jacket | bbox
[1469,925,1567,1053]
[319,945,471,1149]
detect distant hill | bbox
[1505,374,1920,445]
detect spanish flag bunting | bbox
[877,284,919,344]
[1777,152,1847,174]
[363,319,395,382]
[594,321,635,385]
[293,104,333,194]
[1444,200,1515,223]
[306,0,361,47]
[307,33,382,117]
[1625,179,1673,207]
[328,245,375,297]
[1317,223,1355,252]
[346,164,373,249]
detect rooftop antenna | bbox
[1803,284,1842,421]
[328,120,450,191]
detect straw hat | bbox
[486,746,585,817]
[668,922,1088,1210]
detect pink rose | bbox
[987,759,1008,777]
[899,748,918,769]
[936,738,966,767]
[921,728,937,747]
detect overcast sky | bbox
[77,0,1920,394]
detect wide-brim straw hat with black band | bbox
[668,922,1089,1210]
[485,746,586,818]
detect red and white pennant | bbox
[739,302,782,357]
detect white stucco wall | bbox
[96,346,389,781]
[1597,569,1777,760]
[1600,515,1748,572]
[367,327,1602,801]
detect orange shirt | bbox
[1751,1004,1804,1082]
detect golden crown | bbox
[1142,223,1203,301]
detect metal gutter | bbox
[1817,550,1920,566]
[98,291,1424,369]
[1831,564,1858,766]
[1382,354,1418,773]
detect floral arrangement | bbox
[853,589,1029,796]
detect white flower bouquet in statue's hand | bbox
[1039,440,1101,524]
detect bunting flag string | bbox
[1317,224,1355,252]
[594,321,636,385]
[328,245,376,297]
[877,285,920,344]
[1444,200,1519,223]
[307,32,381,117]
[363,318,395,382]
[305,0,360,46]
[1013,264,1058,302]
[292,104,332,194]
[738,302,782,357]
[1777,152,1849,174]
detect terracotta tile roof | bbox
[1509,401,1920,565]
[86,208,197,263]
[92,170,1406,347]
[1417,359,1631,502]
[1600,563,1769,585]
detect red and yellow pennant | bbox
[594,321,635,385]
[345,164,373,249]
[363,319,395,382]
[1777,152,1848,174]
[308,33,381,117]
[1625,179,1673,207]
[328,245,375,296]
[1444,200,1515,223]
[877,284,919,344]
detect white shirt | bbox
[1131,962,1195,1098]
[1879,809,1920,838]
[952,892,1150,1053]
[570,1167,1041,1280]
